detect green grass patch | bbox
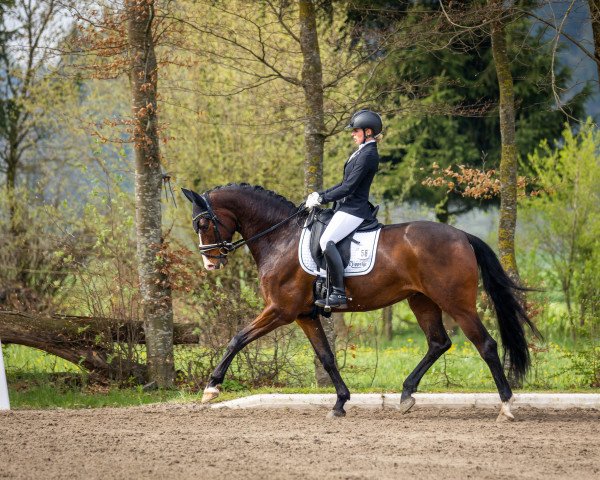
[3,328,598,410]
[8,381,195,409]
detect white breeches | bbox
[319,211,364,251]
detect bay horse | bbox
[182,183,538,421]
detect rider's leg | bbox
[316,241,348,308]
[316,212,363,309]
[318,211,364,252]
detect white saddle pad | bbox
[298,227,382,277]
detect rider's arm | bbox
[319,153,375,204]
[320,181,342,197]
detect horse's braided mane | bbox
[207,183,297,210]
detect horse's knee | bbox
[430,338,452,355]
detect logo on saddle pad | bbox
[298,210,382,277]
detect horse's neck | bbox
[234,201,289,239]
[230,194,297,268]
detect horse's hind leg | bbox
[449,308,515,421]
[296,316,350,419]
[400,294,451,414]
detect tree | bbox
[489,0,520,281]
[298,0,337,386]
[369,1,587,220]
[0,0,59,270]
[0,0,90,311]
[125,0,175,387]
[588,0,600,83]
[0,310,201,382]
[300,0,326,194]
[524,121,600,327]
[162,0,399,387]
[523,1,600,96]
[60,0,176,387]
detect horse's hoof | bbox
[326,409,346,419]
[201,386,220,404]
[496,411,514,423]
[496,397,515,422]
[399,396,416,414]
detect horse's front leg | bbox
[296,316,350,418]
[201,305,295,403]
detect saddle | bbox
[307,206,381,271]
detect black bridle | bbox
[193,193,307,259]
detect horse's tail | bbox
[465,233,541,382]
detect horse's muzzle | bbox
[206,258,228,271]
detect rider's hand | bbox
[305,192,322,209]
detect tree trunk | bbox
[6,127,19,237]
[381,306,393,341]
[0,310,199,382]
[126,0,174,387]
[299,0,326,194]
[490,4,520,284]
[298,0,335,387]
[490,4,523,387]
[381,204,393,341]
[588,0,600,83]
[5,146,27,286]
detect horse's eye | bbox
[198,219,209,231]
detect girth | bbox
[306,207,381,271]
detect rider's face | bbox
[351,128,372,145]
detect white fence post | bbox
[0,339,10,410]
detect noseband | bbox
[193,194,307,259]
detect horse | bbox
[182,183,539,421]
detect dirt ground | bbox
[0,404,598,480]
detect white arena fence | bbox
[0,339,10,410]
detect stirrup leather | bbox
[314,276,326,300]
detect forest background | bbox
[0,0,598,408]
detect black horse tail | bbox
[465,233,541,382]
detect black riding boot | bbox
[315,241,348,309]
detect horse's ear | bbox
[181,188,200,204]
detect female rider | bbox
[305,109,383,309]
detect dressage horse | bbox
[182,184,539,421]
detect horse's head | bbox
[181,188,237,271]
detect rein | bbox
[194,194,307,259]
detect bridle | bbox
[193,194,237,259]
[193,193,307,259]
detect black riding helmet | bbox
[345,109,383,142]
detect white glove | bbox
[305,191,322,209]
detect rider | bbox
[305,109,382,309]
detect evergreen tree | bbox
[344,1,589,219]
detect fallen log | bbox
[0,311,200,383]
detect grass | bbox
[3,325,598,409]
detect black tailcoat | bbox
[319,142,379,219]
